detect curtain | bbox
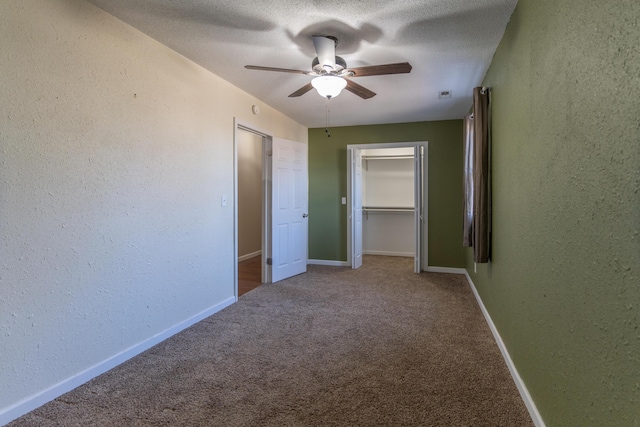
[462,88,491,262]
[472,87,491,263]
[462,113,474,247]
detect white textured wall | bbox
[237,130,263,257]
[0,0,306,420]
[363,212,415,257]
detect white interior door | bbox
[271,137,308,282]
[352,149,363,269]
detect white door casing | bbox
[347,142,427,272]
[414,145,424,273]
[352,149,363,269]
[271,137,308,282]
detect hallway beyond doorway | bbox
[238,255,262,296]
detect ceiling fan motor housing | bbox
[312,56,349,76]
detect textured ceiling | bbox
[86,0,518,128]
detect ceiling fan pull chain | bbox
[325,101,331,138]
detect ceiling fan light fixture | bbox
[311,75,347,99]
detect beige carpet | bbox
[9,256,533,426]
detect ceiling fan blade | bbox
[288,83,314,98]
[345,79,376,99]
[245,65,309,74]
[312,35,336,70]
[349,62,413,77]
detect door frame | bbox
[234,119,273,299]
[346,141,428,273]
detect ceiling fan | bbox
[245,35,412,100]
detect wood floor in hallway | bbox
[238,255,262,296]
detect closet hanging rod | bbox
[361,155,414,160]
[363,207,415,212]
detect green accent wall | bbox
[308,120,464,268]
[467,0,640,425]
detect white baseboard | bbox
[307,259,350,267]
[307,262,467,272]
[238,250,261,262]
[363,250,413,257]
[0,296,236,427]
[464,272,545,427]
[424,266,467,274]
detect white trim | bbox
[363,250,414,257]
[238,250,261,262]
[346,141,428,271]
[0,297,236,426]
[464,272,546,427]
[234,118,275,292]
[424,266,467,274]
[307,259,350,267]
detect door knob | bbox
[302,213,309,218]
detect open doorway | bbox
[237,127,264,296]
[234,120,309,299]
[347,142,427,273]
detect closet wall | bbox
[362,147,415,257]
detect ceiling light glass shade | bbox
[311,75,347,99]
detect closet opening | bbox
[347,142,427,273]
